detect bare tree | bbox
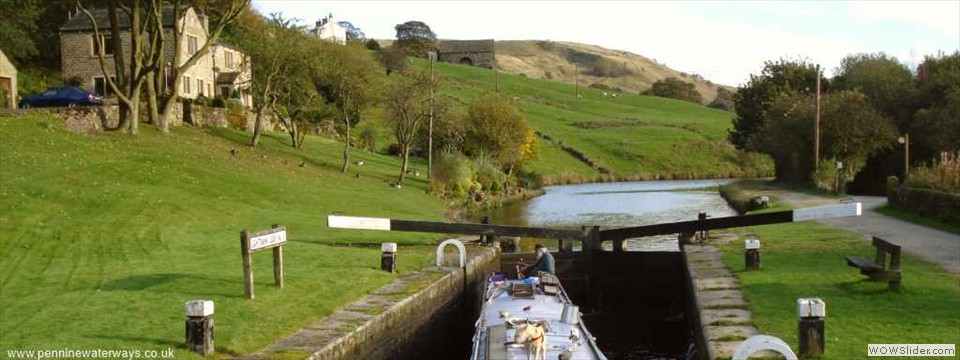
[385,69,436,184]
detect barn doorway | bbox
[458,57,473,66]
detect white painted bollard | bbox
[745,238,761,271]
[437,239,466,268]
[381,242,398,273]
[797,298,826,357]
[185,300,214,356]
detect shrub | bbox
[473,155,508,193]
[211,97,226,108]
[907,151,960,193]
[812,158,841,192]
[591,58,634,77]
[225,100,246,130]
[431,151,475,198]
[364,39,381,51]
[642,77,703,103]
[358,126,378,152]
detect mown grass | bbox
[410,60,773,182]
[715,183,960,358]
[0,112,449,358]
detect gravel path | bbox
[766,190,960,275]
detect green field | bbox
[715,184,960,358]
[0,113,447,358]
[424,60,772,182]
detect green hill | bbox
[421,60,770,184]
[0,113,445,357]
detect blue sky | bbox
[252,1,960,86]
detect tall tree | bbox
[316,43,384,173]
[385,69,437,184]
[0,0,42,62]
[832,53,916,128]
[238,12,299,146]
[729,59,823,150]
[394,20,436,57]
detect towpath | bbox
[752,189,960,275]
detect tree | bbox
[643,77,702,103]
[385,69,436,184]
[912,52,960,161]
[364,38,381,51]
[316,43,384,173]
[338,21,365,42]
[237,12,301,146]
[379,46,408,75]
[0,0,41,62]
[832,53,916,128]
[394,20,436,57]
[729,59,822,150]
[708,87,735,111]
[756,90,896,185]
[463,95,537,173]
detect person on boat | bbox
[522,244,555,276]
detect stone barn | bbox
[436,39,495,69]
[0,49,16,109]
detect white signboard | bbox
[248,229,286,252]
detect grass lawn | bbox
[875,205,960,236]
[413,60,773,182]
[0,112,449,358]
[714,186,960,358]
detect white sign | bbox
[249,229,286,252]
[745,239,761,250]
[797,298,826,318]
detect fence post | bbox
[240,230,254,299]
[271,224,284,288]
[381,242,398,272]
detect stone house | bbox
[0,49,16,109]
[312,13,346,44]
[59,6,249,107]
[437,39,495,69]
[211,42,253,108]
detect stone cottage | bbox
[211,42,253,108]
[437,39,495,69]
[59,6,250,107]
[0,49,16,109]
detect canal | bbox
[484,179,737,360]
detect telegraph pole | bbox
[814,64,821,169]
[428,51,436,183]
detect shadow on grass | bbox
[833,279,898,296]
[101,273,245,298]
[87,334,183,349]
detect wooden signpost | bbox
[241,225,286,300]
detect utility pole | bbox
[899,133,910,178]
[815,64,821,170]
[428,51,436,183]
[575,63,580,99]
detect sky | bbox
[252,1,960,86]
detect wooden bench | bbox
[845,237,902,290]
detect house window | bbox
[198,79,204,96]
[183,76,191,94]
[208,84,212,97]
[93,76,115,96]
[220,86,230,97]
[187,35,199,55]
[225,51,234,68]
[92,34,114,56]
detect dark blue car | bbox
[19,87,103,108]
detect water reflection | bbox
[487,179,737,251]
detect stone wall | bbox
[244,244,499,360]
[889,186,960,225]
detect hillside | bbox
[412,59,770,184]
[0,113,445,358]
[495,40,732,103]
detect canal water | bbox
[486,179,738,251]
[483,179,738,360]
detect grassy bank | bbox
[414,60,773,182]
[714,181,960,358]
[0,113,448,358]
[875,205,960,236]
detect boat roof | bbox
[471,275,607,360]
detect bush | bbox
[358,126,378,152]
[812,158,841,192]
[642,77,702,103]
[211,97,226,108]
[708,87,735,111]
[364,39,381,51]
[431,151,475,199]
[591,58,634,77]
[225,100,246,130]
[473,155,508,193]
[907,151,960,193]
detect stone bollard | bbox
[381,243,398,273]
[797,298,826,357]
[745,238,761,271]
[185,300,214,356]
